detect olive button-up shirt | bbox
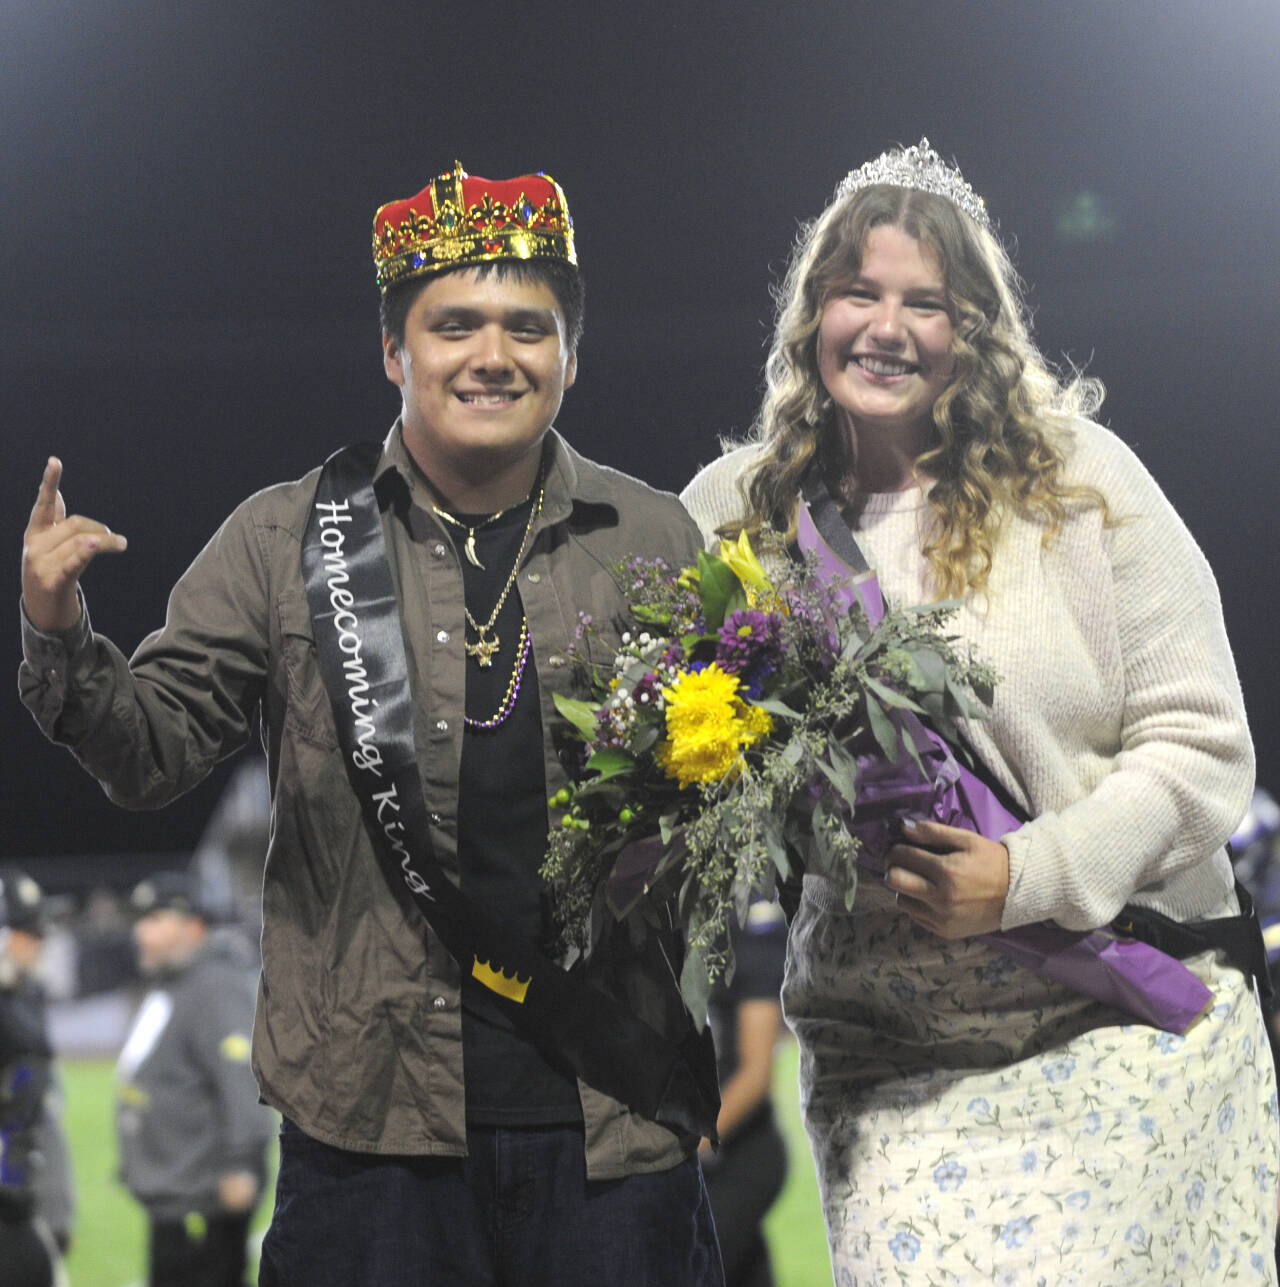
[20,423,707,1179]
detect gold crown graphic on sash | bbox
[471,956,532,1004]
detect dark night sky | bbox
[4,1,1278,873]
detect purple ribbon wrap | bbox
[796,496,1213,1034]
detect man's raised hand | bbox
[22,457,127,632]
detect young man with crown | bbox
[20,164,725,1286]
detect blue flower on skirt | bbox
[1217,1100,1236,1135]
[999,1216,1034,1249]
[933,1159,967,1191]
[1124,1223,1147,1246]
[1185,1179,1205,1212]
[1064,1190,1091,1210]
[888,1231,921,1262]
[1041,1056,1077,1083]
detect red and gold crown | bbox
[372,162,576,294]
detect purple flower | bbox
[632,671,661,708]
[659,641,686,669]
[715,609,784,684]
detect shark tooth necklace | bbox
[455,481,544,670]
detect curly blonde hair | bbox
[739,176,1109,598]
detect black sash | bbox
[300,442,719,1140]
[797,464,1273,1002]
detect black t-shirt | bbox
[707,900,787,1091]
[451,499,583,1126]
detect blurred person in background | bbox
[0,868,72,1286]
[117,871,274,1287]
[191,752,271,952]
[1233,788,1280,1055]
[701,898,788,1287]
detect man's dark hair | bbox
[379,259,585,352]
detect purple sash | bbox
[795,491,1213,1033]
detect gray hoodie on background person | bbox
[116,928,274,1221]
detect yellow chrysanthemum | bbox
[741,702,773,743]
[656,664,769,788]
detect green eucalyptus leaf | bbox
[584,747,638,781]
[754,696,804,722]
[552,692,599,740]
[864,675,925,713]
[764,823,792,881]
[865,693,900,760]
[906,647,947,693]
[844,877,858,911]
[815,743,858,813]
[679,943,712,1027]
[573,780,627,809]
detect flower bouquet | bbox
[541,526,996,1018]
[543,502,1216,1036]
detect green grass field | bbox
[60,1041,829,1285]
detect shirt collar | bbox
[375,418,619,526]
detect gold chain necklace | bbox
[429,501,513,570]
[457,482,544,669]
[466,618,532,729]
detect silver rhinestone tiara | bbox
[836,137,991,231]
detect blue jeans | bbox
[258,1119,725,1286]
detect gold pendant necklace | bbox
[429,501,513,570]
[457,481,545,669]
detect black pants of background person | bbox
[148,1210,252,1287]
[702,1108,788,1287]
[0,1212,56,1287]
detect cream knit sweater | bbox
[679,420,1253,932]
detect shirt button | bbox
[432,996,447,1011]
[527,572,541,584]
[429,811,442,825]
[549,654,565,668]
[436,629,450,644]
[435,719,449,733]
[432,543,447,558]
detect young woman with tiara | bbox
[680,140,1278,1283]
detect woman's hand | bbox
[884,818,1010,939]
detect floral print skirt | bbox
[784,876,1280,1285]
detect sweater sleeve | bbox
[1000,429,1254,931]
[679,446,761,550]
